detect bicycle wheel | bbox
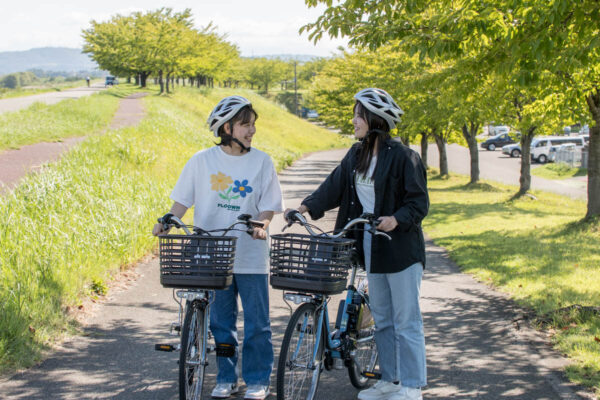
[277,302,324,400]
[348,298,378,389]
[179,300,207,400]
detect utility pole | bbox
[294,61,298,116]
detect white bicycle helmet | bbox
[207,95,252,137]
[353,88,404,130]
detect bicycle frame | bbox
[283,261,375,372]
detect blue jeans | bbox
[209,273,273,385]
[364,233,427,388]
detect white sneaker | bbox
[211,382,238,399]
[389,387,423,400]
[358,381,403,400]
[244,384,270,400]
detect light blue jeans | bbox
[209,273,273,386]
[364,233,427,388]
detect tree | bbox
[246,58,287,94]
[303,0,600,217]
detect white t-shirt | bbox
[170,146,284,274]
[355,156,377,214]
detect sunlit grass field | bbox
[424,173,600,394]
[0,84,152,151]
[0,86,350,371]
[531,163,588,180]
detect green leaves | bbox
[82,9,239,84]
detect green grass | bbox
[0,84,154,152]
[0,80,92,99]
[532,163,588,179]
[0,86,350,371]
[424,172,600,395]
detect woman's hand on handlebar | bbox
[252,226,268,240]
[152,223,170,236]
[376,216,398,232]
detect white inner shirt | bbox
[355,156,377,214]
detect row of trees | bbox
[82,8,326,97]
[302,0,600,219]
[83,8,239,93]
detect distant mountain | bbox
[247,54,323,62]
[0,47,98,75]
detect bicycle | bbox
[270,211,391,400]
[154,213,264,400]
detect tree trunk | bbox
[518,129,536,195]
[127,76,131,84]
[166,73,170,93]
[399,131,410,146]
[420,132,428,169]
[433,131,449,176]
[135,74,140,86]
[140,72,149,88]
[462,122,480,184]
[585,91,600,218]
[158,70,164,94]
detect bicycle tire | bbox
[179,300,207,400]
[277,302,324,400]
[347,333,378,388]
[347,296,378,389]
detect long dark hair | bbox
[354,101,391,177]
[216,105,258,147]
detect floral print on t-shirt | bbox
[211,172,253,203]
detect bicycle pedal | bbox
[361,371,382,380]
[155,343,178,352]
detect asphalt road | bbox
[413,143,587,200]
[0,83,106,114]
[0,148,593,400]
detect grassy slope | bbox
[424,174,599,393]
[0,84,151,151]
[0,87,350,371]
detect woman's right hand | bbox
[152,223,170,236]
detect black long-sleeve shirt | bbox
[302,138,429,273]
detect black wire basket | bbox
[270,233,355,295]
[159,235,237,289]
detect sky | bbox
[0,0,348,57]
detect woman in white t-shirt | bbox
[153,95,283,400]
[288,88,429,400]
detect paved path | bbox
[414,143,587,200]
[0,149,594,400]
[0,84,106,115]
[0,93,146,194]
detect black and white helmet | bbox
[207,95,252,137]
[353,88,404,130]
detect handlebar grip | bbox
[284,210,302,223]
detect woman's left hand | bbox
[377,216,398,232]
[252,227,268,240]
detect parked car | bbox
[531,136,585,163]
[502,143,522,158]
[306,110,319,119]
[480,133,517,151]
[105,76,118,86]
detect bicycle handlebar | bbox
[284,210,392,240]
[158,213,264,237]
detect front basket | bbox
[159,234,236,289]
[270,233,354,295]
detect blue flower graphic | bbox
[233,179,253,198]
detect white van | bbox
[531,136,585,163]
